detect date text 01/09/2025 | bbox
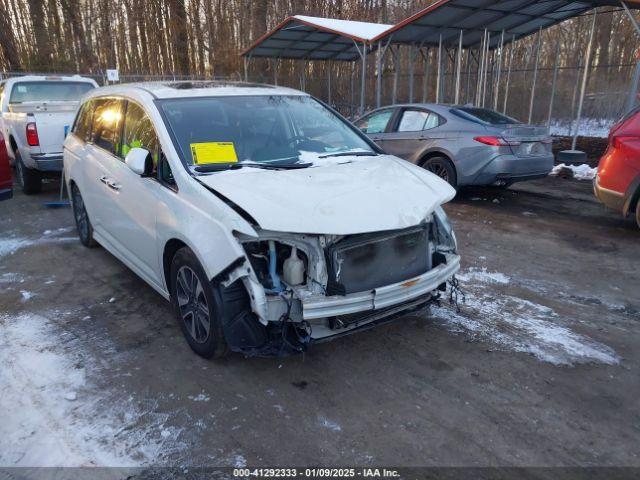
[232,468,400,478]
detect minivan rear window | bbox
[9,81,94,103]
[452,107,520,125]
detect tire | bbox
[71,184,97,247]
[422,156,457,189]
[15,150,42,194]
[636,200,640,230]
[170,247,229,359]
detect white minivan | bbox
[64,81,460,358]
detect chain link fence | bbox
[3,61,638,138]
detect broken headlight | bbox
[433,206,457,251]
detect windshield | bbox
[159,95,376,167]
[9,81,94,103]
[453,106,520,125]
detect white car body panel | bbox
[198,155,455,235]
[63,81,461,354]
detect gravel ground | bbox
[0,175,638,471]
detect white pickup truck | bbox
[0,75,97,194]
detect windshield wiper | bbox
[194,162,312,173]
[318,151,379,159]
[241,162,312,170]
[194,163,243,173]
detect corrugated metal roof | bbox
[372,0,640,48]
[243,0,640,60]
[242,16,393,61]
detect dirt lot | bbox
[1,175,639,470]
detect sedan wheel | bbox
[423,157,457,189]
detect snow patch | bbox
[550,163,597,180]
[457,267,510,285]
[549,118,613,138]
[319,417,342,432]
[433,269,619,366]
[20,290,36,302]
[188,393,210,402]
[0,311,180,466]
[0,234,76,258]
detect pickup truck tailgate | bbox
[33,107,78,154]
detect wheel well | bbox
[630,188,640,215]
[9,135,17,153]
[163,239,188,291]
[419,152,457,181]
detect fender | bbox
[622,174,640,217]
[416,147,456,167]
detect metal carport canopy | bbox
[372,0,640,48]
[242,15,393,61]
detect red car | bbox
[595,106,640,228]
[0,132,12,201]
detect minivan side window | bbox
[73,100,95,142]
[121,101,160,167]
[91,98,125,155]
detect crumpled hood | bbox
[198,155,456,235]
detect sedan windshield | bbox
[160,95,375,167]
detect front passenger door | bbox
[100,100,165,287]
[354,109,395,148]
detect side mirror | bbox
[125,147,151,176]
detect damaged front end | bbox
[218,208,460,357]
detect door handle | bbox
[106,179,121,191]
[99,175,109,184]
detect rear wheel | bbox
[71,184,96,247]
[15,150,42,195]
[170,247,229,359]
[636,199,640,229]
[422,156,457,189]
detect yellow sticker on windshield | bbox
[190,142,238,164]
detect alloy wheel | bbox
[72,189,90,241]
[175,266,211,344]
[426,161,449,182]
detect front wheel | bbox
[15,151,42,195]
[422,156,457,189]
[170,247,228,359]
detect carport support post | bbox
[493,30,505,111]
[327,62,331,105]
[621,1,640,35]
[482,31,490,107]
[528,27,542,124]
[547,40,561,128]
[627,60,640,112]
[392,46,400,105]
[422,48,430,103]
[408,45,417,103]
[360,43,367,115]
[436,35,443,103]
[503,35,515,114]
[376,39,392,108]
[572,10,597,151]
[621,1,640,112]
[455,30,463,104]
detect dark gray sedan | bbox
[354,104,554,189]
